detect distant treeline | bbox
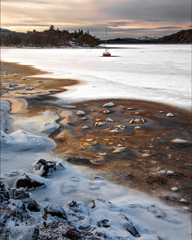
[0,25,99,47]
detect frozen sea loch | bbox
[1,44,191,110]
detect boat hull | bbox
[103,53,111,57]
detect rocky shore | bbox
[1,180,180,240]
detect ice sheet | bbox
[1,45,191,110]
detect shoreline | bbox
[0,61,191,211]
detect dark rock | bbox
[146,176,167,185]
[31,227,40,240]
[97,219,110,228]
[124,173,135,180]
[122,215,140,237]
[161,193,178,202]
[69,200,78,208]
[78,225,91,231]
[95,231,109,239]
[9,83,18,87]
[67,157,101,167]
[10,188,40,212]
[27,201,40,212]
[15,174,45,189]
[44,204,67,220]
[9,200,28,221]
[65,227,84,240]
[124,222,140,237]
[0,181,10,203]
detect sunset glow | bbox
[1,0,191,38]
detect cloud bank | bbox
[1,0,191,38]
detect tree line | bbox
[0,25,99,47]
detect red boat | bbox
[103,28,111,57]
[103,51,111,57]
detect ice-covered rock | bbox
[166,113,175,117]
[106,118,114,122]
[15,110,60,135]
[103,110,110,114]
[113,147,125,153]
[77,110,86,116]
[179,198,189,204]
[134,126,142,130]
[129,118,146,124]
[117,144,124,147]
[86,139,94,142]
[33,158,65,177]
[43,204,67,220]
[22,77,27,80]
[9,187,40,212]
[1,130,55,152]
[169,138,191,148]
[167,170,174,176]
[171,187,179,192]
[170,138,189,144]
[81,116,87,120]
[111,129,119,133]
[118,125,126,130]
[15,174,45,190]
[42,116,60,134]
[94,121,105,127]
[49,89,61,92]
[103,102,115,107]
[82,125,90,129]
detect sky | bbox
[1,0,191,39]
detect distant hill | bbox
[157,29,192,44]
[0,28,16,37]
[100,29,192,44]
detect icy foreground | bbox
[0,101,191,240]
[1,45,191,109]
[3,178,192,240]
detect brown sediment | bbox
[51,99,192,209]
[0,61,80,113]
[1,61,191,210]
